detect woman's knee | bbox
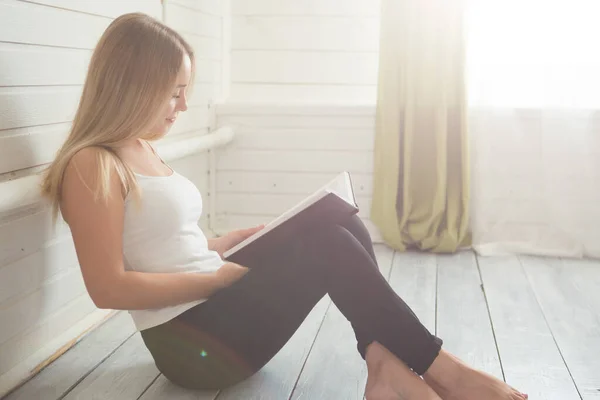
[341,214,371,238]
[306,223,367,256]
[303,223,381,282]
[339,215,376,254]
[307,222,348,241]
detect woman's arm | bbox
[61,147,234,310]
[207,237,220,251]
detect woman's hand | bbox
[209,224,265,258]
[215,262,250,289]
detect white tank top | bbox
[122,169,224,331]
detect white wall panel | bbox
[231,0,379,16]
[219,114,375,129]
[0,237,77,305]
[0,268,87,345]
[229,84,377,105]
[0,87,80,130]
[0,210,70,267]
[183,33,222,60]
[0,0,110,49]
[171,0,222,16]
[229,0,380,104]
[166,2,221,38]
[214,105,380,242]
[232,16,379,51]
[0,43,91,87]
[217,149,373,173]
[21,0,161,18]
[223,129,374,151]
[0,123,69,174]
[217,171,373,197]
[232,51,378,85]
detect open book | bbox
[223,171,359,263]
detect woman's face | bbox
[151,53,192,137]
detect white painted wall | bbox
[214,0,381,239]
[228,0,380,105]
[0,0,225,394]
[214,104,381,242]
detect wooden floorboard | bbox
[3,312,136,400]
[138,374,218,400]
[521,256,600,399]
[437,251,503,378]
[290,305,368,400]
[388,251,437,333]
[289,244,394,400]
[6,248,600,400]
[478,255,581,399]
[215,297,331,400]
[61,333,159,400]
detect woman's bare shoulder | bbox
[61,146,124,222]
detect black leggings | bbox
[140,215,443,390]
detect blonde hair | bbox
[40,12,194,222]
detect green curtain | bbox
[370,0,471,252]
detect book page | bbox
[325,171,356,206]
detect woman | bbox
[41,13,527,400]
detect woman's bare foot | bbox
[423,350,528,400]
[365,342,441,400]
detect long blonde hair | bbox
[40,13,194,222]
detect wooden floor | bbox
[4,245,600,400]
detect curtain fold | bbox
[371,0,470,252]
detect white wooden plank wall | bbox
[0,0,224,395]
[229,0,380,104]
[214,105,381,241]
